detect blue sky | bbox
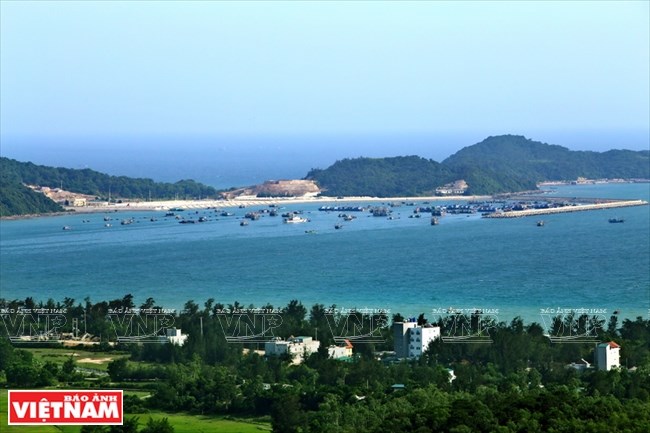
[0,1,648,184]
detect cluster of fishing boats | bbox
[59,197,631,232]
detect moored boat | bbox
[284,215,308,223]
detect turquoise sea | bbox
[1,183,649,323]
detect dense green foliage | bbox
[0,171,64,216]
[306,156,454,197]
[0,157,219,216]
[308,135,650,196]
[2,295,650,432]
[444,135,650,194]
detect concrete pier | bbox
[483,200,648,218]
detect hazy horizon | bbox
[1,1,648,188]
[1,130,648,189]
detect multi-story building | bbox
[596,341,620,371]
[393,320,441,358]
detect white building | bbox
[264,336,320,364]
[407,325,441,358]
[596,341,620,371]
[160,328,188,346]
[328,339,353,359]
[393,321,418,358]
[393,320,441,358]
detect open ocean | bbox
[1,183,649,324]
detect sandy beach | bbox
[62,194,494,214]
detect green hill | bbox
[0,174,64,217]
[308,135,650,196]
[0,157,221,217]
[306,155,454,197]
[443,135,650,194]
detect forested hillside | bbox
[308,135,650,196]
[306,156,454,197]
[0,157,220,216]
[0,172,64,216]
[443,135,650,194]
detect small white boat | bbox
[284,215,308,224]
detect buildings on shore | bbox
[265,336,320,363]
[565,341,621,372]
[392,319,441,359]
[263,336,354,363]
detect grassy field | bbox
[125,411,271,433]
[1,389,271,432]
[25,347,129,372]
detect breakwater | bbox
[483,199,648,218]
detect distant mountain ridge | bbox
[1,135,648,216]
[307,135,650,196]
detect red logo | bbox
[8,390,123,425]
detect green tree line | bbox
[1,295,649,432]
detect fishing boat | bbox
[608,218,625,223]
[284,215,308,223]
[431,217,439,226]
[536,220,544,227]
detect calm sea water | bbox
[1,183,649,323]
